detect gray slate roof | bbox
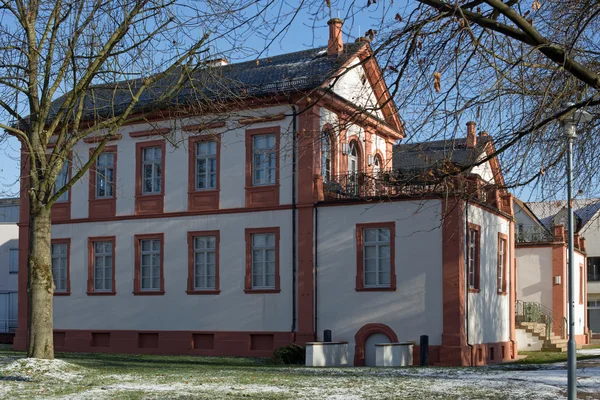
[526,199,600,231]
[392,136,492,175]
[48,42,366,121]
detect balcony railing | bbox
[516,226,554,243]
[323,172,448,200]
[588,274,600,282]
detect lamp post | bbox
[560,103,591,400]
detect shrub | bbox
[272,344,306,365]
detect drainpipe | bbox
[465,198,473,365]
[314,203,319,336]
[289,103,298,334]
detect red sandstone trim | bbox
[182,121,226,132]
[49,329,294,357]
[187,135,220,212]
[87,236,117,295]
[129,128,170,138]
[88,146,117,218]
[467,223,481,292]
[239,113,285,125]
[135,140,165,215]
[353,323,399,366]
[497,233,508,295]
[51,238,71,296]
[355,222,396,291]
[133,233,165,295]
[49,204,294,225]
[83,134,122,144]
[187,231,220,295]
[244,227,280,293]
[552,244,566,337]
[245,126,280,207]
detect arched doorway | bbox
[354,323,398,366]
[347,140,361,195]
[364,332,391,366]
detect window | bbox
[252,134,277,186]
[142,147,162,194]
[245,127,280,207]
[468,224,480,291]
[8,248,18,274]
[95,152,115,198]
[195,141,217,190]
[54,160,69,202]
[245,228,280,293]
[187,231,220,294]
[134,234,164,294]
[321,132,332,182]
[87,238,115,295]
[135,141,165,214]
[497,234,508,294]
[588,257,600,281]
[373,155,382,176]
[356,222,396,291]
[51,240,70,295]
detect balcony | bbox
[322,172,448,201]
[516,226,554,244]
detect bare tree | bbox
[311,0,600,200]
[0,0,280,359]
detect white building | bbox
[0,198,19,339]
[514,199,590,349]
[15,20,516,366]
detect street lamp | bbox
[560,102,592,400]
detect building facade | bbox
[15,20,516,366]
[0,198,19,340]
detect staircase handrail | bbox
[515,300,555,341]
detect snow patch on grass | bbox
[0,358,83,382]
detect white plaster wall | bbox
[516,247,553,310]
[574,250,586,335]
[51,210,293,331]
[513,202,540,228]
[470,158,494,184]
[316,200,444,363]
[0,223,19,292]
[332,58,384,120]
[466,204,510,344]
[68,105,296,217]
[581,217,600,257]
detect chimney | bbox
[327,18,344,56]
[466,121,477,148]
[206,58,228,67]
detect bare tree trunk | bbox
[27,206,54,359]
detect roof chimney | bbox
[466,121,477,148]
[327,18,344,56]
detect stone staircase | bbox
[517,322,581,352]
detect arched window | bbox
[348,140,360,175]
[321,131,332,182]
[373,154,382,177]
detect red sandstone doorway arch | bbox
[353,323,398,366]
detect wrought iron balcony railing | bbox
[323,172,447,200]
[516,226,554,243]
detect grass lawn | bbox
[1,344,600,399]
[516,350,600,365]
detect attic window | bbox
[360,73,367,86]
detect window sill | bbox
[186,290,221,295]
[133,291,165,296]
[497,291,508,296]
[468,288,481,294]
[355,287,396,292]
[87,291,116,296]
[54,292,71,296]
[244,289,280,294]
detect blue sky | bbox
[0,3,388,198]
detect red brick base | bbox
[14,329,295,358]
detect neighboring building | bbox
[513,199,590,350]
[0,198,19,339]
[15,20,516,366]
